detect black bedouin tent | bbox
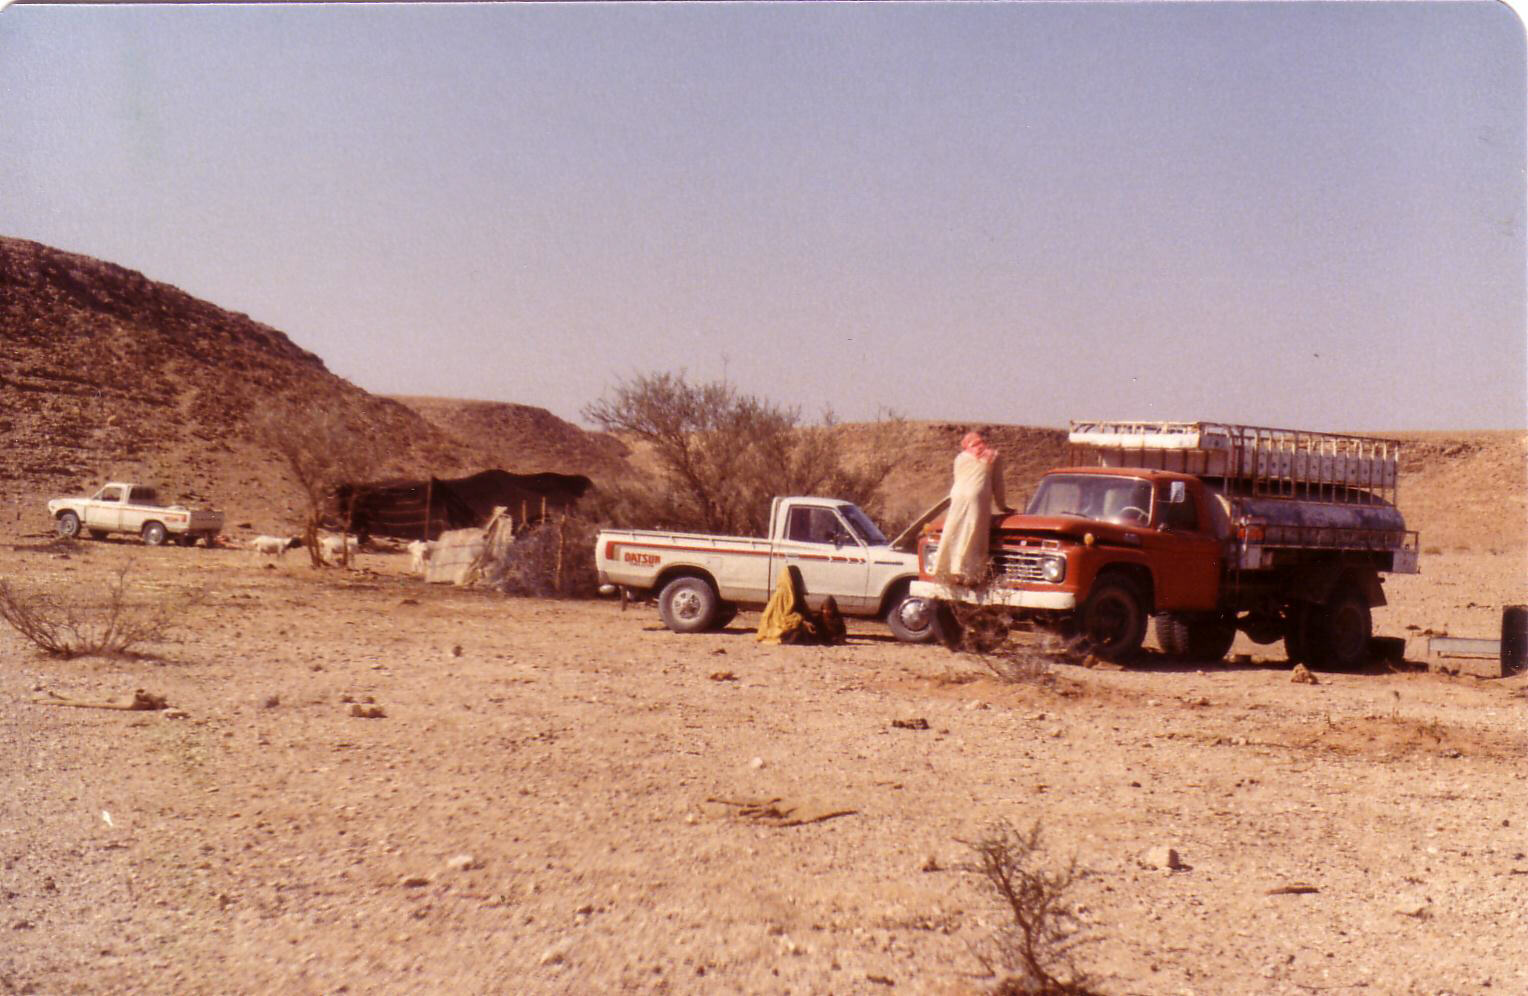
[330,470,592,541]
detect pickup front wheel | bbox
[55,512,81,539]
[657,576,721,634]
[141,522,168,547]
[1077,578,1147,662]
[885,592,935,643]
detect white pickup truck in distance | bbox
[595,496,934,641]
[48,482,224,547]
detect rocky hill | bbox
[2,236,1521,549]
[0,237,613,534]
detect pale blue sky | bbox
[2,2,1523,430]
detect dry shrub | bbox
[480,515,600,598]
[965,820,1100,996]
[0,566,191,659]
[945,601,1060,686]
[583,371,905,534]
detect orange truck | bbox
[910,421,1420,667]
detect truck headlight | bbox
[1041,556,1066,583]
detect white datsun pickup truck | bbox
[594,496,933,642]
[48,482,224,547]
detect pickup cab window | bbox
[98,486,124,502]
[786,506,854,546]
[1027,474,1152,525]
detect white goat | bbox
[319,534,360,564]
[406,540,434,575]
[251,535,302,557]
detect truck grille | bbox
[991,550,1049,583]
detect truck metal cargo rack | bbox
[1068,420,1403,506]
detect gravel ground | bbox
[1,537,1524,995]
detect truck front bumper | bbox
[909,580,1077,611]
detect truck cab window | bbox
[1160,488,1198,531]
[100,486,124,502]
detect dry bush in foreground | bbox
[945,601,1060,686]
[0,567,187,659]
[965,820,1100,996]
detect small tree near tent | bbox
[582,371,904,536]
[254,405,383,567]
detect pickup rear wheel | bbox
[55,512,81,539]
[1077,577,1147,662]
[141,522,168,547]
[657,576,720,634]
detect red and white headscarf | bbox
[961,431,998,464]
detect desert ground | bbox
[0,520,1524,996]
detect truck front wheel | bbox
[657,576,720,634]
[1306,585,1371,671]
[55,512,81,539]
[1077,578,1147,662]
[141,522,168,547]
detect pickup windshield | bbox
[839,505,887,545]
[1027,474,1153,525]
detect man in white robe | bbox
[932,431,1011,582]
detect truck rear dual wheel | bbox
[1304,586,1372,671]
[657,576,721,634]
[1155,613,1237,662]
[1077,578,1148,662]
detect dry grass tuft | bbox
[964,820,1101,996]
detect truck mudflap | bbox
[909,580,1076,611]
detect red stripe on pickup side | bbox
[606,540,863,565]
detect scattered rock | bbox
[349,704,386,719]
[1291,664,1319,684]
[539,940,573,966]
[966,700,989,710]
[921,855,940,872]
[263,695,280,709]
[451,644,463,657]
[708,671,737,682]
[399,875,431,888]
[445,854,480,872]
[1394,894,1431,918]
[891,718,930,730]
[749,756,766,770]
[1138,846,1183,871]
[161,709,190,720]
